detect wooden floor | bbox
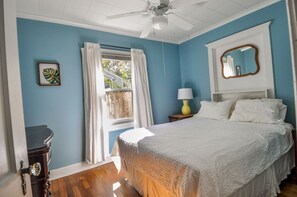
[279,172,297,197]
[51,162,297,197]
[51,162,141,197]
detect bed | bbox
[113,90,296,197]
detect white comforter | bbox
[117,118,293,197]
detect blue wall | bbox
[109,128,133,153]
[179,0,295,125]
[17,19,181,169]
[17,0,295,170]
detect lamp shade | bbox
[178,88,193,100]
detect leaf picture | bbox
[43,68,60,85]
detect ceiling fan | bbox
[106,0,208,38]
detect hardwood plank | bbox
[72,186,81,197]
[57,178,68,196]
[50,177,57,194]
[51,162,297,197]
[80,176,90,189]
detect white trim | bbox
[178,0,281,44]
[16,12,177,44]
[49,158,113,180]
[101,48,131,56]
[100,48,134,131]
[16,0,280,45]
[205,22,271,49]
[205,21,275,98]
[212,89,268,102]
[107,121,134,132]
[286,0,297,126]
[0,0,32,195]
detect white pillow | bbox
[261,98,287,121]
[279,104,287,121]
[195,100,234,120]
[229,99,281,124]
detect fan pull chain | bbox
[162,42,166,77]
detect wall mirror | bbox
[220,44,259,79]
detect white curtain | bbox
[131,49,154,128]
[223,55,236,77]
[81,42,106,164]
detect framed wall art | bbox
[38,62,61,86]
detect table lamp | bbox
[178,88,193,115]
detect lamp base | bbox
[181,100,191,115]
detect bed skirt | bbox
[120,147,295,197]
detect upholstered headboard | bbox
[212,89,268,102]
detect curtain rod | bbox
[100,44,131,51]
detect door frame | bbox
[0,0,31,196]
[286,0,297,127]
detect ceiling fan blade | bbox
[168,14,193,31]
[106,11,148,20]
[140,21,152,38]
[171,0,208,9]
[160,0,170,5]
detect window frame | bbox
[101,48,134,131]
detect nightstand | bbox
[168,114,194,122]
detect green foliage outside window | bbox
[102,59,131,89]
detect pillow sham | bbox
[261,98,287,121]
[229,99,282,124]
[279,104,287,121]
[195,100,234,120]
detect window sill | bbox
[106,121,134,132]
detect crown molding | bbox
[16,12,178,44]
[177,0,281,44]
[17,0,280,45]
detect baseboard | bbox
[49,157,113,180]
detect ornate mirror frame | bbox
[220,44,260,79]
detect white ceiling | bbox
[16,0,279,43]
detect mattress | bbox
[114,117,294,197]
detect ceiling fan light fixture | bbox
[153,15,168,30]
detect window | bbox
[101,49,133,125]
